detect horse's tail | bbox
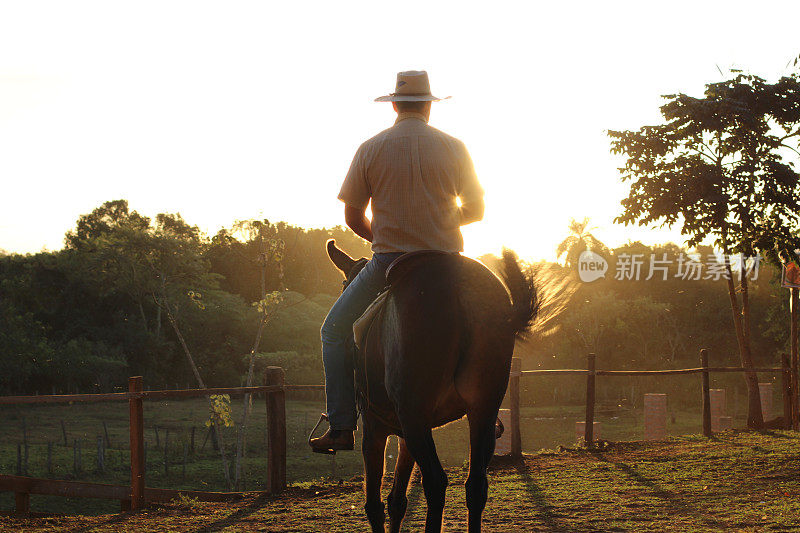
[500,248,539,338]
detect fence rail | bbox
[0,474,252,508]
[520,366,782,377]
[505,348,793,456]
[0,384,325,406]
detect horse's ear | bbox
[327,239,357,275]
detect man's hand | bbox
[344,205,373,243]
[459,196,485,226]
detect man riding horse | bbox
[311,70,485,453]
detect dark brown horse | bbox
[326,240,538,533]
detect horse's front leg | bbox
[362,415,389,533]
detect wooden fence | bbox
[1,351,794,516]
[503,348,793,457]
[0,367,325,517]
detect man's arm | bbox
[458,142,485,226]
[344,204,373,243]
[339,143,373,241]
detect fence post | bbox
[783,352,793,429]
[97,436,105,472]
[183,442,188,478]
[164,429,169,475]
[584,353,596,447]
[701,349,711,437]
[265,366,286,494]
[103,421,112,449]
[14,491,30,517]
[129,376,145,510]
[74,439,81,474]
[791,287,799,430]
[509,357,522,459]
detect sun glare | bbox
[0,2,798,263]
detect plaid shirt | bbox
[338,112,484,253]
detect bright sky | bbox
[1,1,798,261]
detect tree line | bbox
[1,198,794,400]
[0,200,370,394]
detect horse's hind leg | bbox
[362,419,389,533]
[387,437,415,533]
[465,409,498,533]
[399,420,447,533]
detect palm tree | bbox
[556,218,607,270]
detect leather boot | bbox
[309,428,355,454]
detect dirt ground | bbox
[3,431,800,532]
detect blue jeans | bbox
[320,252,403,430]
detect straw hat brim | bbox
[374,94,451,102]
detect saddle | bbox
[349,251,460,433]
[353,250,455,350]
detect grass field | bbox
[0,390,760,517]
[2,431,799,532]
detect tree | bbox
[215,219,289,490]
[65,199,151,251]
[556,218,607,269]
[0,299,52,393]
[609,71,800,427]
[65,200,158,336]
[146,214,238,488]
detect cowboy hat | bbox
[374,70,451,102]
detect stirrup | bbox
[495,416,505,439]
[308,413,336,455]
